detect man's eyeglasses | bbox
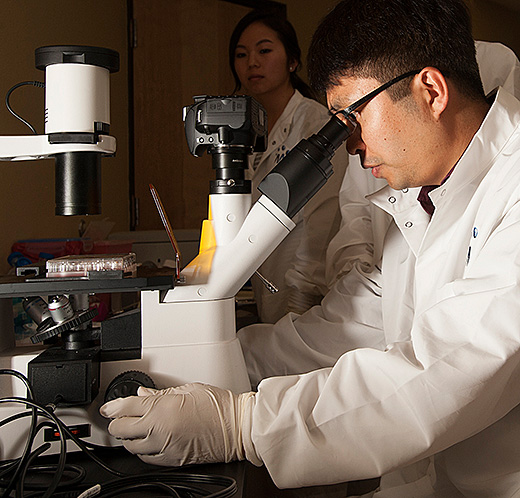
[334,70,421,124]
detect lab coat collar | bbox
[437,87,520,197]
[369,87,520,254]
[262,89,302,158]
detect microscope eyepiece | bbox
[258,114,354,218]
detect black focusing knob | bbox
[104,370,156,403]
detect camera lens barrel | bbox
[209,147,251,194]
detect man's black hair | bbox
[308,0,485,101]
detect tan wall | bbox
[0,0,129,274]
[470,0,520,56]
[284,0,342,90]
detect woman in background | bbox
[229,9,349,323]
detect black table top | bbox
[29,446,351,497]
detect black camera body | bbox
[183,96,267,195]
[183,94,353,217]
[183,95,267,157]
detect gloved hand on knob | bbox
[99,382,262,467]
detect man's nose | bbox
[346,127,364,156]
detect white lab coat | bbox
[476,40,520,98]
[325,41,520,288]
[248,90,348,323]
[240,88,520,496]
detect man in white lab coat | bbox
[101,1,520,496]
[324,40,520,288]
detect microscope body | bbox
[143,93,353,395]
[0,45,123,459]
[140,192,295,393]
[0,189,295,459]
[137,96,294,393]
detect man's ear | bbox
[415,67,449,120]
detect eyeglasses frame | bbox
[334,70,421,124]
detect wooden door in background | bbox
[131,0,252,231]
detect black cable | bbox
[0,410,34,429]
[0,370,38,498]
[0,370,238,497]
[14,463,86,493]
[78,473,238,498]
[0,461,18,480]
[36,471,238,498]
[4,81,44,135]
[16,422,86,494]
[0,409,127,480]
[0,400,66,498]
[0,410,239,497]
[0,370,35,400]
[101,482,182,498]
[16,463,86,490]
[16,442,50,497]
[56,425,127,478]
[0,369,113,498]
[0,398,67,498]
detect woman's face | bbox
[234,21,294,98]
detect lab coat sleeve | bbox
[325,157,390,287]
[249,200,520,489]
[238,262,385,388]
[284,144,349,313]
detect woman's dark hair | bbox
[229,9,317,100]
[308,0,485,102]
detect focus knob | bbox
[104,370,156,403]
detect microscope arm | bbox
[138,111,355,393]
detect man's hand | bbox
[99,383,262,467]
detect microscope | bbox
[141,95,354,395]
[0,46,354,460]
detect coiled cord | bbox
[0,369,238,497]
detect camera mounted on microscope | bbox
[183,95,267,195]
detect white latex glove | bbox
[99,382,262,467]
